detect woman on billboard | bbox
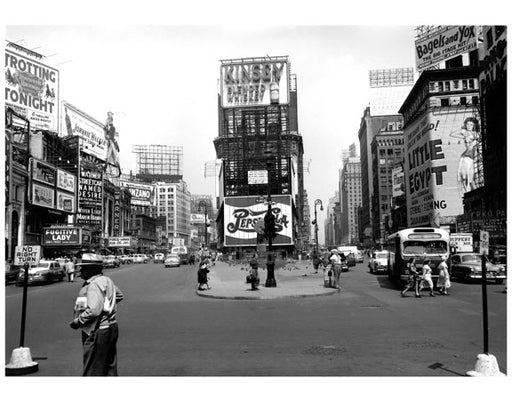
[450,116,479,196]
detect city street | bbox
[4,258,507,376]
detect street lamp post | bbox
[198,201,208,250]
[264,161,277,287]
[313,199,323,255]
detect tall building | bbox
[340,156,362,245]
[214,56,304,251]
[370,119,404,245]
[324,193,340,248]
[154,180,191,246]
[190,194,215,248]
[398,66,482,228]
[132,144,183,182]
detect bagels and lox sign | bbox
[223,195,293,246]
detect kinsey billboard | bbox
[404,107,482,227]
[60,101,107,161]
[415,26,478,71]
[5,46,60,131]
[119,180,154,206]
[42,227,82,246]
[224,195,293,246]
[220,58,289,108]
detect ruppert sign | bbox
[220,57,289,107]
[42,227,82,246]
[224,195,293,246]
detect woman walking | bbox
[437,256,451,295]
[401,257,420,297]
[419,259,435,297]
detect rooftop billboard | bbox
[119,180,154,206]
[224,195,293,247]
[220,57,289,108]
[5,47,60,131]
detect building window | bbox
[472,96,479,105]
[462,80,468,90]
[440,98,449,107]
[460,96,467,105]
[486,29,494,48]
[453,80,459,89]
[438,82,444,91]
[469,79,474,89]
[444,81,450,91]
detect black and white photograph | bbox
[2,1,509,401]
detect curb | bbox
[195,288,340,300]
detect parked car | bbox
[119,255,133,264]
[5,264,21,284]
[102,255,121,268]
[16,260,65,286]
[449,253,506,284]
[153,253,165,263]
[132,254,149,264]
[369,251,390,274]
[164,254,181,268]
[336,247,357,267]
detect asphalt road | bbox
[4,258,507,376]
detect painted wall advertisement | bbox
[77,167,103,226]
[42,227,82,246]
[119,180,154,206]
[404,107,482,227]
[415,26,478,71]
[5,46,60,131]
[60,101,107,161]
[224,195,293,246]
[220,58,289,108]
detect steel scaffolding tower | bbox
[132,144,183,182]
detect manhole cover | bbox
[303,345,347,356]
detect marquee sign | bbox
[42,227,82,246]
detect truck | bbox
[449,233,474,254]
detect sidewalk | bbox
[195,259,339,300]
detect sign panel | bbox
[191,213,206,224]
[42,227,82,246]
[14,245,41,265]
[5,48,60,131]
[56,190,76,213]
[57,169,76,193]
[31,158,56,186]
[119,180,154,206]
[113,191,121,236]
[248,170,268,185]
[32,182,55,209]
[480,230,489,255]
[220,58,289,108]
[404,108,483,227]
[415,26,478,71]
[61,101,107,161]
[450,233,474,253]
[77,167,103,226]
[391,165,405,198]
[224,195,293,246]
[108,237,132,247]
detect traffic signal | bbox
[264,208,277,240]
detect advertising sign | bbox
[113,191,121,236]
[5,48,60,131]
[56,191,76,213]
[480,230,489,255]
[57,169,76,193]
[391,165,405,198]
[224,195,293,246]
[119,180,154,206]
[191,213,206,224]
[405,107,482,227]
[415,26,478,71]
[14,245,41,266]
[32,183,55,208]
[61,101,107,161]
[77,167,103,226]
[42,227,82,246]
[248,170,268,185]
[220,58,289,108]
[108,237,132,247]
[450,233,474,253]
[31,158,56,186]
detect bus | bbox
[170,245,189,264]
[386,227,450,288]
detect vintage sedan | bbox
[153,253,165,263]
[164,254,181,268]
[102,255,121,268]
[132,254,149,264]
[369,251,390,274]
[5,264,21,284]
[449,253,506,284]
[16,260,65,286]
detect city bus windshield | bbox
[403,240,447,255]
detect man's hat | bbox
[76,252,104,270]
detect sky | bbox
[4,24,417,244]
